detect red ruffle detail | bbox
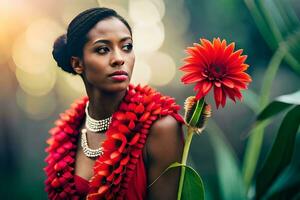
[44,96,88,199]
[87,84,183,200]
[44,84,183,200]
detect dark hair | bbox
[52,7,132,74]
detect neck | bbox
[86,88,127,120]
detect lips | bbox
[109,70,128,76]
[109,70,128,81]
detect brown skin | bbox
[72,17,183,200]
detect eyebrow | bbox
[92,37,132,45]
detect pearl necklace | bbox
[85,101,112,133]
[81,128,104,158]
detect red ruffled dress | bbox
[44,84,184,200]
[74,154,147,199]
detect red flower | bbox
[180,38,252,108]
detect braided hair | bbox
[52,7,132,74]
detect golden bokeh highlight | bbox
[132,22,165,53]
[25,18,64,53]
[55,71,86,105]
[149,0,165,20]
[12,33,49,74]
[62,0,99,26]
[15,67,57,96]
[128,0,168,85]
[11,17,65,97]
[147,51,176,86]
[129,0,163,26]
[0,1,34,65]
[16,87,57,120]
[131,58,151,85]
[61,72,86,94]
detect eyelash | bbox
[96,43,133,55]
[123,43,133,51]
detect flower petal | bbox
[214,86,223,108]
[181,73,205,84]
[201,81,213,95]
[179,64,202,72]
[221,79,234,88]
[180,38,251,108]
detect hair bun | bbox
[52,34,75,74]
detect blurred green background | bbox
[0,0,299,199]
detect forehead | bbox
[86,17,131,42]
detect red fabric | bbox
[124,154,147,199]
[75,154,147,200]
[45,84,184,200]
[74,175,89,197]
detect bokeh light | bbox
[55,71,86,105]
[61,72,86,94]
[25,17,64,53]
[131,57,151,85]
[15,66,56,96]
[148,51,176,86]
[12,33,49,74]
[61,0,98,26]
[129,0,163,26]
[149,0,165,20]
[132,22,165,53]
[16,87,57,120]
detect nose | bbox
[111,50,125,67]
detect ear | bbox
[70,56,84,74]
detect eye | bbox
[122,43,133,52]
[96,46,110,54]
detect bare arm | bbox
[145,115,184,200]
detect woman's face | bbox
[81,17,135,93]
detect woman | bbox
[44,7,184,200]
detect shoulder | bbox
[129,84,184,159]
[150,115,181,137]
[146,115,183,162]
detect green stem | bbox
[177,127,194,200]
[244,0,277,50]
[242,44,287,189]
[177,98,205,199]
[245,0,300,74]
[258,0,283,44]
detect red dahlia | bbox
[180,38,252,108]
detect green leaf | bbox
[242,46,286,189]
[188,98,204,127]
[182,166,205,200]
[244,0,277,49]
[207,120,247,200]
[265,166,300,200]
[256,90,300,122]
[275,90,300,105]
[256,101,292,122]
[256,105,300,198]
[243,91,300,190]
[159,162,205,200]
[245,0,300,74]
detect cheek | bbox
[83,58,108,83]
[128,54,135,71]
[85,55,107,72]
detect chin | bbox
[103,81,130,93]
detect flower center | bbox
[214,66,221,73]
[204,64,225,82]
